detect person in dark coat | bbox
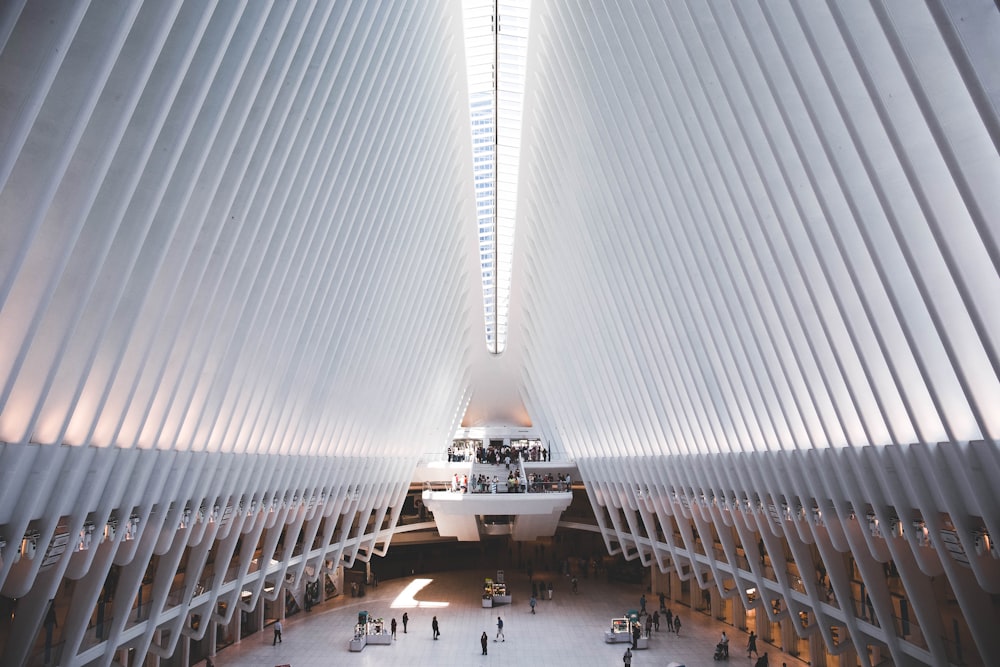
[390,617,397,639]
[402,612,408,633]
[747,630,758,658]
[481,631,489,654]
[432,616,440,639]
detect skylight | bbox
[462,0,530,354]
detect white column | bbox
[208,619,217,661]
[148,631,161,667]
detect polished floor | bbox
[214,568,805,667]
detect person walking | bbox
[639,593,647,614]
[481,631,489,655]
[272,620,282,645]
[402,612,408,633]
[747,630,758,658]
[529,595,537,614]
[645,614,652,638]
[659,592,666,612]
[547,581,553,600]
[652,610,660,632]
[673,614,681,635]
[496,616,505,641]
[623,646,632,666]
[432,615,440,639]
[665,608,673,633]
[390,617,397,639]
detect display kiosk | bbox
[367,618,392,645]
[604,616,648,649]
[349,611,392,651]
[483,578,512,606]
[605,617,632,643]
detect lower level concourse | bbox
[213,565,804,667]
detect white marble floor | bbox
[214,569,805,667]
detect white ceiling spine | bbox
[517,0,1000,459]
[0,0,479,457]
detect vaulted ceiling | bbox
[3,1,998,462]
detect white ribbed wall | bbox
[516,2,1000,666]
[0,0,478,456]
[519,0,1000,457]
[0,2,477,665]
[0,444,414,667]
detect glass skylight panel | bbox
[463,0,530,354]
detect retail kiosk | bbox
[482,578,512,607]
[349,611,392,651]
[603,614,647,649]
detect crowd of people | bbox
[526,471,571,493]
[450,471,524,494]
[446,470,572,495]
[447,441,551,465]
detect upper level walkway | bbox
[412,459,578,541]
